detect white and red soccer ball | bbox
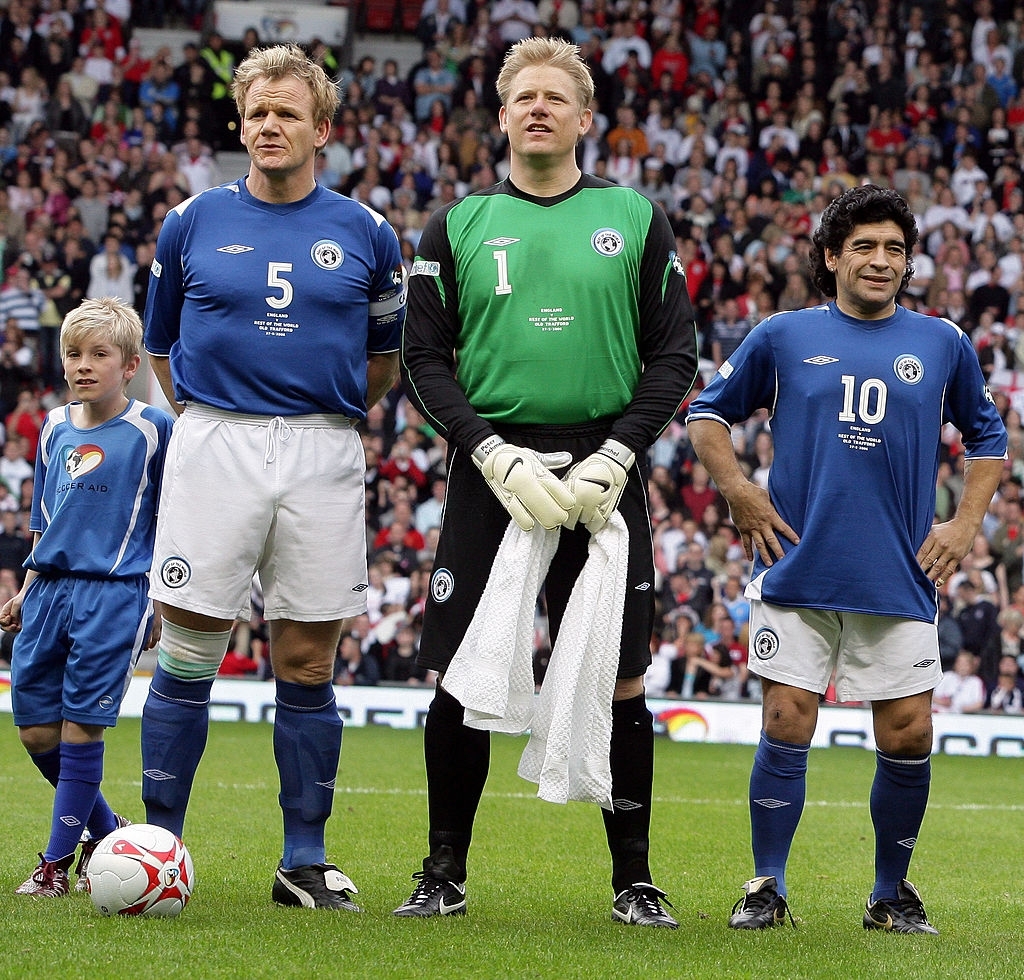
[86,823,195,917]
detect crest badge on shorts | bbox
[752,627,780,661]
[160,556,191,589]
[430,568,455,604]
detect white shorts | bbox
[150,404,368,622]
[747,600,942,702]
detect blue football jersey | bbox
[144,179,406,417]
[29,400,175,578]
[686,302,1007,622]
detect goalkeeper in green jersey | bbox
[397,36,698,927]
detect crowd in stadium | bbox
[0,0,1021,710]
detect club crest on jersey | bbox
[311,240,344,270]
[893,354,924,384]
[669,250,686,276]
[591,228,624,257]
[430,567,455,603]
[160,557,191,589]
[752,627,780,661]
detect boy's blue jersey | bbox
[686,302,1007,623]
[28,399,174,578]
[143,178,406,418]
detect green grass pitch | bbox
[1,719,1021,979]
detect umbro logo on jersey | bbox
[217,244,255,254]
[804,355,839,365]
[913,659,937,668]
[634,581,651,591]
[484,237,519,246]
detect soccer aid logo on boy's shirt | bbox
[62,443,104,478]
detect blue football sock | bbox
[141,664,214,838]
[870,749,931,901]
[274,679,342,869]
[28,745,61,786]
[30,745,118,839]
[45,741,104,863]
[748,732,810,897]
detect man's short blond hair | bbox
[60,297,142,362]
[231,43,340,129]
[496,36,595,112]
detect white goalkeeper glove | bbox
[563,438,635,534]
[472,435,575,531]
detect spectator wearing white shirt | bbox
[950,149,989,207]
[933,650,986,713]
[602,19,652,76]
[971,197,1015,245]
[757,108,799,157]
[86,232,136,304]
[490,0,540,45]
[0,436,33,499]
[415,476,447,537]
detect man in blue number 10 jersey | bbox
[687,185,1006,934]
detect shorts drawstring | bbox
[264,416,294,468]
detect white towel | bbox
[518,513,628,810]
[442,521,558,733]
[442,512,629,810]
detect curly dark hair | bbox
[809,184,918,298]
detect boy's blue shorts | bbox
[10,574,151,728]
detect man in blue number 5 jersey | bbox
[687,185,1006,934]
[141,43,406,911]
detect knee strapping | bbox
[157,621,233,681]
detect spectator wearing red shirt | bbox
[679,461,723,524]
[650,32,689,95]
[378,439,427,495]
[78,4,125,62]
[864,108,907,158]
[6,388,45,463]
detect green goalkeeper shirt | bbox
[402,175,698,456]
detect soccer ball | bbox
[86,823,195,917]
